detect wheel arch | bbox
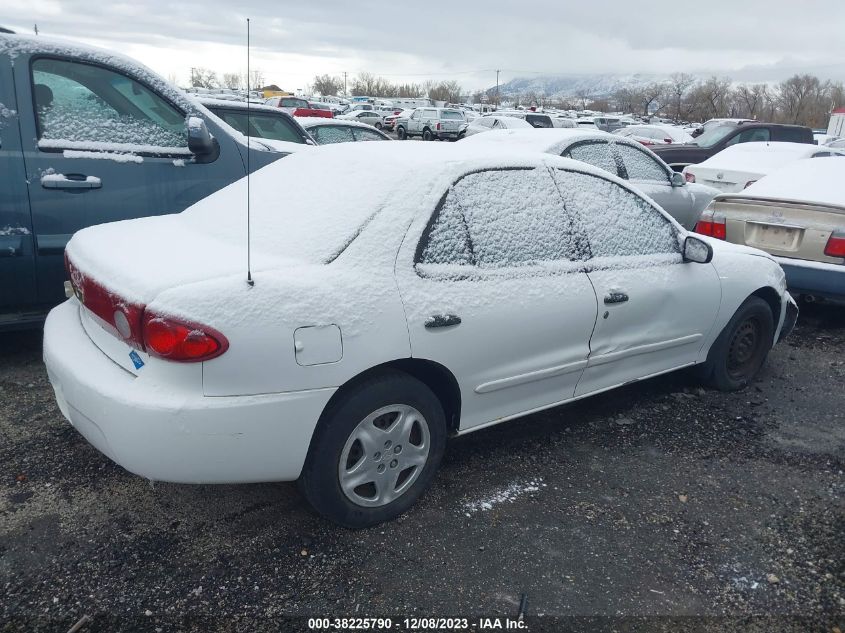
[317,359,462,436]
[750,286,782,342]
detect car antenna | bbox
[246,17,254,288]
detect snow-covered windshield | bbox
[693,125,736,148]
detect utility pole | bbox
[343,72,347,96]
[495,69,500,109]
[34,23,39,35]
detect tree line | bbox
[505,73,844,128]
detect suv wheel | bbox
[299,371,446,528]
[422,128,433,141]
[700,296,774,391]
[396,126,407,140]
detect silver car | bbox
[462,128,720,229]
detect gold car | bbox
[695,158,845,302]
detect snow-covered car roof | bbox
[296,117,379,130]
[727,158,845,209]
[461,128,619,154]
[695,141,843,172]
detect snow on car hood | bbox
[738,158,845,209]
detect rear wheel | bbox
[422,128,433,141]
[701,296,774,391]
[299,371,446,528]
[396,126,407,140]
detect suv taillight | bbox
[694,209,727,240]
[824,231,845,258]
[436,122,441,130]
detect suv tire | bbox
[396,126,407,140]
[422,128,434,141]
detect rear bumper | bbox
[43,299,335,484]
[435,130,462,139]
[773,256,845,301]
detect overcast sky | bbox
[5,0,845,91]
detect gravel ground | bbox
[1,303,843,633]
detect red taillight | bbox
[694,210,726,240]
[685,171,696,183]
[65,254,146,348]
[436,122,441,130]
[65,254,228,362]
[824,231,845,258]
[142,312,228,362]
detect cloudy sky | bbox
[5,0,845,91]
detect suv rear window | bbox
[526,114,553,128]
[441,110,464,120]
[777,127,812,143]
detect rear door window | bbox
[311,125,355,144]
[614,143,670,183]
[562,141,620,177]
[352,127,388,142]
[214,109,305,143]
[777,127,810,143]
[31,57,187,151]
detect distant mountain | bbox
[491,73,667,99]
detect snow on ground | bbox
[462,479,547,515]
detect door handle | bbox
[41,174,102,190]
[604,291,629,304]
[425,314,461,329]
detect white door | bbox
[395,167,598,431]
[550,168,721,397]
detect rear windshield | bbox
[526,114,553,128]
[280,98,308,108]
[441,110,464,120]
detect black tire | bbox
[422,128,433,141]
[396,126,407,140]
[700,296,774,391]
[299,371,447,528]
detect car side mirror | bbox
[186,116,214,155]
[683,235,713,264]
[671,172,686,187]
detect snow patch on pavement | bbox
[463,479,547,515]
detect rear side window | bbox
[420,168,589,268]
[311,125,355,144]
[526,114,553,128]
[352,127,388,142]
[563,141,619,177]
[31,58,187,149]
[778,127,811,143]
[214,109,305,144]
[614,143,669,183]
[727,128,771,146]
[552,169,679,261]
[477,117,494,128]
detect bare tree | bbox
[634,82,668,117]
[222,73,242,90]
[312,74,342,96]
[668,73,696,121]
[190,67,219,89]
[733,83,767,119]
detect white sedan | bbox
[44,143,797,528]
[683,141,845,193]
[615,124,694,146]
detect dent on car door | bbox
[16,56,237,306]
[0,55,38,314]
[613,142,696,229]
[550,168,721,397]
[395,167,598,431]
